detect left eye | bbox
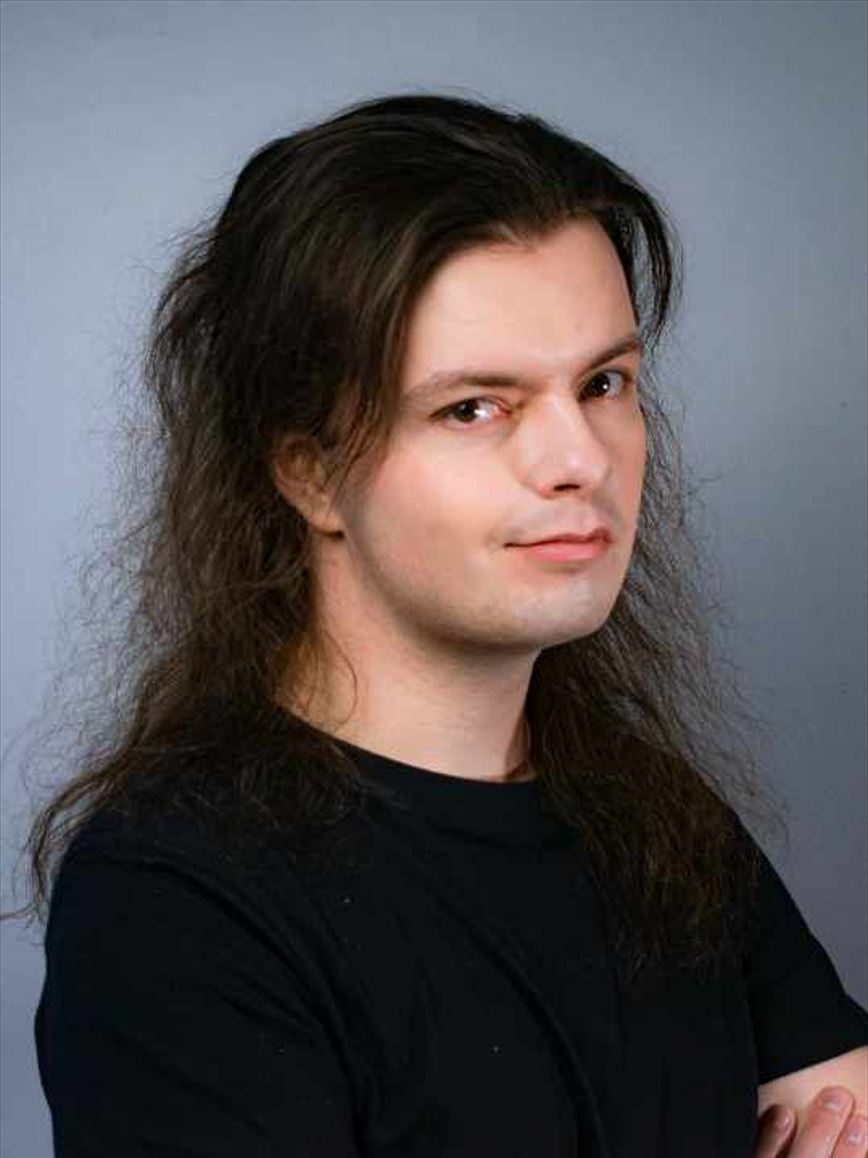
[584,369,630,399]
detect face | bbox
[319,218,646,656]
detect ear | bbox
[270,435,345,536]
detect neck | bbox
[281,621,537,785]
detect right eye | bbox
[437,397,505,428]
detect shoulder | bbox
[36,805,365,1154]
[58,803,279,898]
[47,797,366,962]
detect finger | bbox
[831,1113,868,1158]
[755,1104,797,1158]
[789,1086,855,1156]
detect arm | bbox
[757,1046,868,1125]
[735,819,868,1154]
[740,825,868,1095]
[37,844,360,1157]
[755,1047,867,1156]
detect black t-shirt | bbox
[35,738,868,1157]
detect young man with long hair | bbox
[25,93,867,1155]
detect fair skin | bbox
[756,1054,867,1155]
[274,217,646,782]
[272,217,867,1151]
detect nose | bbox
[516,393,613,495]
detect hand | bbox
[755,1086,868,1157]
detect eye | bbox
[439,397,503,427]
[583,368,632,400]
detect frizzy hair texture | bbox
[16,91,785,997]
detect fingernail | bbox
[822,1088,850,1110]
[775,1108,793,1132]
[845,1116,867,1147]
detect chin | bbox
[547,604,617,644]
[543,623,608,648]
[504,616,609,651]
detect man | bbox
[273,216,646,787]
[272,175,867,1158]
[32,93,866,1156]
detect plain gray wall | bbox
[2,0,866,1152]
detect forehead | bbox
[399,219,636,387]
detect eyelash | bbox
[434,368,636,428]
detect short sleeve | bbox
[740,825,868,1085]
[35,823,360,1158]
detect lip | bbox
[511,527,612,547]
[511,536,611,562]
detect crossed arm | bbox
[756,1046,868,1156]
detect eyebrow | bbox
[407,332,645,400]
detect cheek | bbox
[353,451,485,566]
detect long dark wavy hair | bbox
[10,90,787,998]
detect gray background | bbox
[2,0,866,1152]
